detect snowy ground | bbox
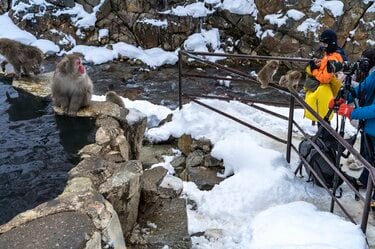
[94,94,368,249]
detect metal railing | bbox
[178,50,375,234]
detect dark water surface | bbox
[0,82,95,224]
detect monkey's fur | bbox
[278,70,302,91]
[51,53,93,116]
[106,91,125,108]
[257,60,279,89]
[0,38,44,77]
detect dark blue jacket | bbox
[351,71,375,137]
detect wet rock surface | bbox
[0,212,95,249]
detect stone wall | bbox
[0,74,191,248]
[4,1,375,62]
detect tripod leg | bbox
[294,161,304,177]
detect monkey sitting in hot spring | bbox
[51,53,94,116]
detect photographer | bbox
[304,29,346,123]
[334,47,375,198]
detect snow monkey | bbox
[105,91,125,108]
[257,60,279,89]
[0,38,44,77]
[51,53,93,116]
[278,70,302,91]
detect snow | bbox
[251,202,367,249]
[0,15,37,44]
[265,13,288,27]
[287,9,305,21]
[145,98,364,248]
[54,0,106,29]
[162,2,214,18]
[311,0,344,17]
[64,45,118,64]
[221,0,258,17]
[183,29,225,62]
[98,29,109,39]
[31,39,60,54]
[137,18,168,28]
[297,18,322,36]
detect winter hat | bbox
[319,29,338,53]
[362,47,375,69]
[319,29,337,45]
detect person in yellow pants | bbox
[304,29,346,123]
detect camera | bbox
[327,57,370,75]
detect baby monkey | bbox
[51,53,93,116]
[257,60,279,89]
[278,70,302,91]
[105,91,125,108]
[0,38,44,77]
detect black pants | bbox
[358,134,375,187]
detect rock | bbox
[187,166,224,190]
[136,198,191,249]
[186,150,204,168]
[78,143,103,157]
[120,109,147,160]
[159,175,183,198]
[99,160,143,237]
[54,101,123,119]
[178,134,192,156]
[141,166,168,203]
[203,154,222,167]
[12,72,53,98]
[170,155,186,175]
[140,144,174,169]
[96,126,112,146]
[0,212,96,249]
[68,157,121,188]
[116,135,130,161]
[191,138,212,152]
[0,0,10,14]
[0,177,126,249]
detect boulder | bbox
[0,177,126,249]
[178,134,192,156]
[99,160,143,237]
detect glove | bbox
[338,103,354,119]
[309,60,317,70]
[328,98,345,109]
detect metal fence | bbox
[178,50,375,234]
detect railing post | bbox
[361,174,373,233]
[178,50,183,110]
[286,95,294,163]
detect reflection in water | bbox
[0,82,95,225]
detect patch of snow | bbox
[287,9,305,21]
[311,0,344,17]
[138,18,168,28]
[265,13,288,27]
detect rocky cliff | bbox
[3,0,374,62]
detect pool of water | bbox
[0,81,95,225]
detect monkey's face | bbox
[74,58,85,74]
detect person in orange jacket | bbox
[304,29,346,123]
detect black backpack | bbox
[298,133,343,189]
